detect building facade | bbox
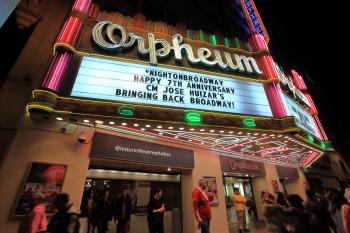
[0,0,337,232]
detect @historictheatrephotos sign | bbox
[92,21,263,76]
[220,155,266,176]
[71,56,273,116]
[90,132,194,168]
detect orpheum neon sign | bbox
[92,22,263,76]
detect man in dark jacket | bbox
[47,193,80,233]
[114,187,132,233]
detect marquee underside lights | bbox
[95,122,323,168]
[26,90,326,167]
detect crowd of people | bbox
[261,188,350,233]
[17,186,166,233]
[16,179,350,233]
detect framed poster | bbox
[13,162,67,216]
[204,176,219,207]
[271,180,280,193]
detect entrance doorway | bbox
[223,176,257,233]
[80,169,182,233]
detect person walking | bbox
[93,190,113,233]
[305,190,338,233]
[341,188,350,233]
[47,193,80,233]
[192,178,212,233]
[17,192,47,233]
[114,186,132,233]
[232,188,249,233]
[147,189,165,233]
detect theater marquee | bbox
[71,56,273,116]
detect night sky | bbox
[254,1,350,156]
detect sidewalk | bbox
[227,207,269,233]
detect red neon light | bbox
[264,83,287,118]
[291,70,307,90]
[301,151,320,167]
[304,93,318,114]
[73,0,92,13]
[58,17,83,46]
[314,115,328,140]
[42,52,70,91]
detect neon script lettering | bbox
[92,21,263,76]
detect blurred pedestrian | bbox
[47,193,80,233]
[305,190,338,233]
[287,194,309,233]
[114,186,132,233]
[93,190,113,233]
[147,189,165,233]
[18,192,47,233]
[342,188,350,233]
[276,192,288,208]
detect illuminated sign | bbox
[92,22,263,76]
[275,64,310,107]
[71,56,273,117]
[241,0,269,43]
[283,94,321,139]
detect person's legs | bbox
[243,211,249,231]
[97,220,107,233]
[155,222,164,233]
[148,221,155,233]
[236,211,244,231]
[116,220,122,233]
[200,220,210,233]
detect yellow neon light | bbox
[53,42,77,55]
[26,100,301,134]
[25,104,72,115]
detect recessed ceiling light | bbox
[56,117,63,121]
[188,139,192,141]
[134,123,139,127]
[190,128,195,131]
[167,167,171,171]
[168,126,173,129]
[121,122,127,126]
[95,120,103,124]
[210,130,215,133]
[238,132,242,134]
[157,125,162,129]
[109,121,115,125]
[219,130,224,133]
[179,127,184,130]
[229,131,233,134]
[158,132,163,135]
[141,128,146,131]
[200,129,205,131]
[83,119,89,123]
[145,124,151,128]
